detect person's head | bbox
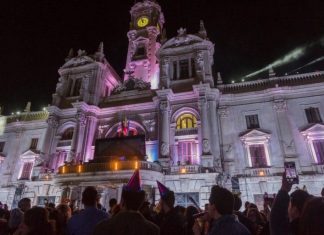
[208,185,234,219]
[121,190,146,211]
[247,208,264,224]
[288,189,310,221]
[160,190,175,213]
[321,188,324,197]
[185,206,199,228]
[56,204,72,222]
[18,198,31,212]
[139,201,150,216]
[0,208,6,219]
[81,186,98,207]
[109,198,117,209]
[244,201,250,209]
[174,205,186,217]
[24,206,54,235]
[299,197,324,235]
[47,203,55,209]
[233,194,242,211]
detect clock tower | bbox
[124,0,165,89]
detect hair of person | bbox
[299,197,324,235]
[24,206,54,235]
[109,198,117,208]
[233,194,242,211]
[81,186,98,207]
[209,185,234,215]
[185,205,199,229]
[290,189,310,213]
[121,190,145,211]
[18,198,31,210]
[0,208,6,218]
[161,190,175,209]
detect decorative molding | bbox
[273,100,287,112]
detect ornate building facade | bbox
[0,0,324,209]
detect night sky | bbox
[1,0,324,115]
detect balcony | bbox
[243,167,283,177]
[57,140,72,147]
[170,164,201,174]
[57,160,162,175]
[175,128,198,136]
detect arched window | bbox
[61,128,74,140]
[176,114,197,130]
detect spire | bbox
[269,66,276,78]
[65,48,74,62]
[217,72,223,85]
[123,169,142,192]
[24,102,31,112]
[198,20,207,39]
[94,41,105,62]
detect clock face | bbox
[137,16,149,28]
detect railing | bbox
[243,167,283,177]
[57,160,162,175]
[57,140,72,147]
[170,164,201,174]
[175,128,198,136]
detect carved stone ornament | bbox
[273,100,287,112]
[47,115,59,128]
[159,100,169,111]
[218,106,229,118]
[198,97,207,109]
[195,51,204,72]
[76,112,87,126]
[202,139,210,153]
[161,142,169,156]
[161,58,170,77]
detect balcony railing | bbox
[57,160,162,175]
[57,140,72,147]
[175,128,198,136]
[243,167,283,177]
[170,164,201,174]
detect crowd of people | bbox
[0,170,323,235]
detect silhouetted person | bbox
[67,186,108,235]
[8,198,31,234]
[94,170,159,235]
[193,186,250,235]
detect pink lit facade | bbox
[0,0,324,209]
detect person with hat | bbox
[93,169,159,235]
[155,181,185,235]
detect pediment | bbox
[20,149,39,157]
[239,129,271,139]
[161,34,205,50]
[61,56,95,69]
[300,123,324,133]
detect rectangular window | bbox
[249,144,268,168]
[72,79,82,96]
[178,141,197,164]
[30,138,38,150]
[246,115,260,129]
[313,140,324,164]
[133,45,147,60]
[305,107,322,123]
[0,142,5,152]
[175,192,199,207]
[179,59,189,79]
[191,58,196,77]
[173,61,178,80]
[20,162,33,180]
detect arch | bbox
[105,120,146,138]
[172,107,200,123]
[57,121,76,136]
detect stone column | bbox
[68,111,86,162]
[42,115,59,164]
[208,99,221,168]
[159,100,171,160]
[273,100,297,160]
[81,115,98,162]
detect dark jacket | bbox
[234,211,257,235]
[270,189,294,235]
[93,210,159,235]
[208,215,251,235]
[157,208,185,235]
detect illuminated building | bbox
[0,0,324,209]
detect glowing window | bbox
[176,114,197,129]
